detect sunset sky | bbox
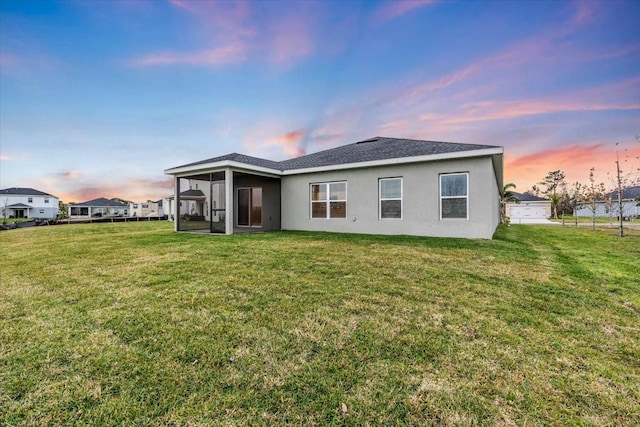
[1,0,639,203]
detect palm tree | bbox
[501,183,519,223]
[547,193,563,219]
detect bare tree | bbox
[569,181,583,227]
[605,140,640,237]
[582,168,607,231]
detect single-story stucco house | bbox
[506,192,552,223]
[0,187,59,219]
[68,197,129,218]
[164,136,504,239]
[575,185,640,219]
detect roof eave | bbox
[164,160,282,177]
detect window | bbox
[28,197,33,203]
[71,207,89,216]
[440,173,468,219]
[379,178,402,219]
[45,198,49,203]
[39,209,45,214]
[311,182,346,218]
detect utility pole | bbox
[615,145,624,237]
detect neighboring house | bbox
[129,200,164,217]
[575,185,640,219]
[0,187,59,219]
[165,136,504,239]
[68,197,129,218]
[165,189,210,220]
[506,192,551,222]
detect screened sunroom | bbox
[166,164,281,234]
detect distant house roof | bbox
[166,189,206,200]
[0,187,56,197]
[513,192,549,202]
[180,189,205,198]
[606,185,640,201]
[70,197,128,207]
[166,136,503,174]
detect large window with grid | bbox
[310,182,347,219]
[379,177,402,219]
[440,173,468,219]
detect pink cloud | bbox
[267,131,307,157]
[267,15,314,65]
[0,154,12,161]
[168,0,254,37]
[504,142,640,192]
[420,100,640,125]
[370,0,437,26]
[54,176,174,204]
[132,1,319,68]
[130,42,247,67]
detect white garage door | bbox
[509,205,547,219]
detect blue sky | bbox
[1,0,639,203]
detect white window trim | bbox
[310,181,347,219]
[379,177,403,220]
[439,172,469,220]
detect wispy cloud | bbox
[267,14,314,66]
[38,172,173,203]
[54,170,82,180]
[504,144,611,190]
[130,0,319,68]
[370,0,437,26]
[130,42,247,67]
[0,154,12,161]
[0,52,60,76]
[419,100,640,125]
[267,130,306,157]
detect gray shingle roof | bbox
[71,197,128,207]
[280,137,498,170]
[513,192,549,202]
[180,189,205,198]
[177,153,283,171]
[169,137,500,172]
[0,187,56,197]
[606,185,640,201]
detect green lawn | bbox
[1,222,638,426]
